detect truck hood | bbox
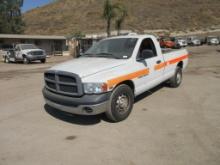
[50,57,127,78]
[23,49,44,54]
[210,38,219,43]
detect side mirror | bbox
[137,50,154,61]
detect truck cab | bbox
[43,35,188,122]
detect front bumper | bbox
[27,55,46,61]
[210,42,219,45]
[42,87,110,115]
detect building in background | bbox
[0,34,67,55]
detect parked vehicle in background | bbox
[43,35,189,122]
[206,36,220,45]
[159,36,180,49]
[187,36,202,46]
[0,44,14,59]
[171,37,188,47]
[3,44,46,64]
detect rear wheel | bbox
[105,84,134,122]
[169,67,182,88]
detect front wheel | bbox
[105,84,134,122]
[41,59,46,63]
[23,57,29,64]
[169,67,182,88]
[4,56,10,63]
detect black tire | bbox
[4,56,6,63]
[23,57,29,64]
[176,44,181,49]
[41,59,46,63]
[169,67,182,88]
[105,84,134,122]
[4,56,10,63]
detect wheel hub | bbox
[116,94,129,114]
[176,72,182,84]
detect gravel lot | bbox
[0,46,220,165]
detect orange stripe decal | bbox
[107,69,149,88]
[155,54,189,71]
[168,54,188,64]
[107,54,189,88]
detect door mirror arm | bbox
[136,57,148,66]
[136,57,145,62]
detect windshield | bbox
[20,44,38,50]
[207,36,217,40]
[83,38,138,59]
[177,38,185,41]
[209,37,218,40]
[162,38,171,42]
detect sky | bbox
[22,0,54,12]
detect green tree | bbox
[115,4,127,36]
[0,0,24,34]
[103,0,117,37]
[0,0,7,33]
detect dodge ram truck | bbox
[43,35,189,122]
[3,44,46,64]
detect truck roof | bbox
[106,34,156,40]
[17,44,35,46]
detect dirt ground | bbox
[0,46,220,165]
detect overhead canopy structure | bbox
[0,34,67,55]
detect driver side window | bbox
[15,45,20,51]
[138,38,157,59]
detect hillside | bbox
[23,0,220,35]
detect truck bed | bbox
[161,48,183,54]
[162,48,188,68]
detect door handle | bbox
[156,60,161,64]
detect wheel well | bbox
[22,54,26,58]
[177,61,183,68]
[117,80,135,93]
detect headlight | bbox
[27,52,32,55]
[83,83,108,94]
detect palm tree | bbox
[103,0,116,37]
[115,5,127,36]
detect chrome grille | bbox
[31,51,44,55]
[44,70,83,96]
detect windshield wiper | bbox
[82,53,97,57]
[96,52,121,59]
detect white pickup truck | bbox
[43,35,189,122]
[3,44,46,64]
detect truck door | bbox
[15,45,21,60]
[134,38,165,95]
